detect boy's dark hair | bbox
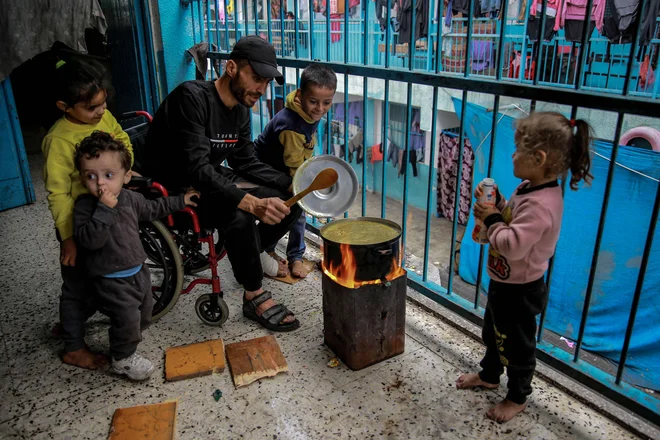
[53,59,113,108]
[74,131,131,172]
[300,64,337,94]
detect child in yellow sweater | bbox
[42,59,135,370]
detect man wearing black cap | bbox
[143,36,301,332]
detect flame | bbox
[323,243,406,288]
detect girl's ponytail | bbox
[569,119,593,190]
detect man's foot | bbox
[244,289,298,328]
[290,260,309,278]
[455,373,499,390]
[487,399,527,423]
[62,347,109,370]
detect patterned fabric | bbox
[437,132,475,225]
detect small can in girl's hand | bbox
[472,178,496,244]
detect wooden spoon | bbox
[285,168,339,208]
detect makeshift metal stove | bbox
[320,217,407,371]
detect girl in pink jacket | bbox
[456,112,593,423]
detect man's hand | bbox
[98,187,118,209]
[60,237,77,266]
[184,189,201,207]
[473,202,500,222]
[239,194,290,225]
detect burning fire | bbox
[323,243,406,289]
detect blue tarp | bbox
[454,99,660,390]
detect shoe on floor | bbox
[111,352,155,381]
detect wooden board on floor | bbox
[108,400,177,440]
[165,339,225,382]
[265,258,316,285]
[225,335,288,388]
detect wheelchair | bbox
[120,111,229,326]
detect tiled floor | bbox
[0,155,644,439]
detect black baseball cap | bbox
[230,36,284,85]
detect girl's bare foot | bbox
[487,399,527,423]
[62,347,109,370]
[290,260,309,278]
[455,373,499,390]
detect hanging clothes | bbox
[471,40,494,72]
[557,0,601,42]
[397,0,430,44]
[639,0,660,45]
[437,132,475,225]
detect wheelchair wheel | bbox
[195,294,229,326]
[140,220,183,321]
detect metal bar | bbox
[435,0,443,73]
[326,0,331,61]
[537,105,576,341]
[425,0,434,71]
[533,0,549,85]
[385,0,392,68]
[409,0,417,70]
[242,0,248,37]
[280,0,285,56]
[215,0,221,55]
[463,0,475,78]
[401,83,413,253]
[518,0,532,82]
[309,0,315,59]
[423,86,439,281]
[209,54,660,117]
[327,105,333,155]
[495,0,509,80]
[198,0,205,42]
[344,72,349,217]
[294,0,300,58]
[573,112,625,362]
[446,89,468,295]
[364,0,369,66]
[190,0,197,43]
[362,78,368,216]
[253,0,259,35]
[207,0,213,72]
[616,181,660,384]
[223,0,230,50]
[267,0,273,41]
[381,80,390,218]
[473,94,500,308]
[621,7,645,97]
[344,0,349,63]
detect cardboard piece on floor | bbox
[225,335,288,388]
[265,258,316,285]
[108,400,177,440]
[165,339,225,382]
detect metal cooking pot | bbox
[320,217,402,283]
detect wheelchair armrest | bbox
[126,176,153,188]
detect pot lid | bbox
[292,155,358,218]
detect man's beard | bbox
[229,75,260,107]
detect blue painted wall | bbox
[157,1,196,93]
